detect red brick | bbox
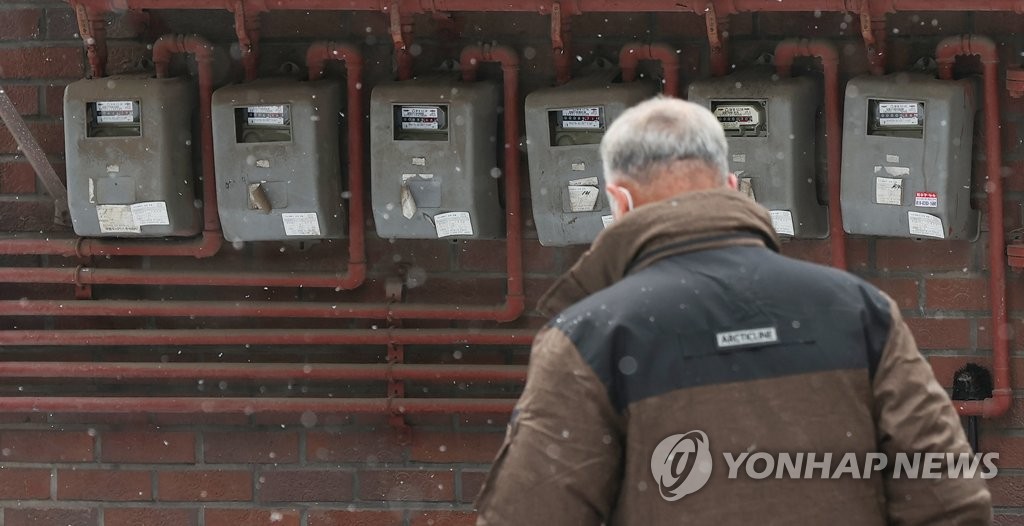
[44,7,78,40]
[0,46,84,78]
[411,431,503,463]
[101,431,196,464]
[0,120,64,156]
[925,278,989,311]
[44,83,67,116]
[988,472,1024,507]
[359,470,455,502]
[460,470,488,503]
[0,9,41,40]
[57,469,151,501]
[876,239,973,272]
[903,317,971,350]
[157,470,252,501]
[4,507,97,526]
[410,511,478,526]
[756,11,849,38]
[257,469,353,502]
[0,430,93,462]
[205,509,300,526]
[204,431,298,464]
[994,513,1024,526]
[0,467,50,499]
[365,237,451,272]
[306,430,406,463]
[885,12,969,36]
[973,12,1024,35]
[867,278,919,310]
[104,508,198,526]
[926,355,992,390]
[0,197,61,232]
[980,435,1024,469]
[0,162,37,194]
[778,239,830,265]
[2,85,39,115]
[308,510,403,526]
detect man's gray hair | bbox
[600,97,729,185]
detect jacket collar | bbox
[537,188,781,317]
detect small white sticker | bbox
[601,215,615,227]
[402,106,439,119]
[88,179,96,204]
[95,101,133,112]
[571,162,586,171]
[769,210,795,236]
[567,185,600,212]
[908,211,944,238]
[256,159,270,168]
[400,184,417,219]
[96,205,140,234]
[130,201,169,226]
[434,211,474,238]
[716,327,779,349]
[885,154,900,163]
[568,177,598,186]
[412,157,426,166]
[739,177,755,201]
[95,100,135,124]
[915,192,938,208]
[884,166,911,177]
[875,177,903,205]
[282,212,321,236]
[106,164,119,173]
[732,154,747,163]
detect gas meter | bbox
[840,73,978,239]
[524,74,657,245]
[370,77,502,239]
[63,75,201,237]
[689,70,828,238]
[212,79,344,242]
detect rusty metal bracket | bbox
[1007,67,1024,98]
[0,87,70,226]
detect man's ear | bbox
[605,181,630,218]
[727,173,739,190]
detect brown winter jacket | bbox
[475,188,991,525]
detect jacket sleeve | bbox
[475,327,624,526]
[873,301,992,525]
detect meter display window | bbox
[86,100,141,138]
[549,106,605,146]
[235,104,292,143]
[711,100,767,137]
[394,105,449,141]
[868,99,924,138]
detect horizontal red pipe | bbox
[0,396,516,415]
[0,329,536,346]
[0,232,223,259]
[0,362,527,383]
[0,266,359,288]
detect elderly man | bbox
[475,98,991,525]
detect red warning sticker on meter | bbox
[914,192,938,208]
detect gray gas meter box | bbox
[370,77,502,239]
[689,71,827,238]
[63,75,201,237]
[212,79,344,242]
[524,75,657,246]
[840,73,978,240]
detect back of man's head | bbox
[600,97,730,191]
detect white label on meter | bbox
[908,211,944,238]
[601,215,615,228]
[247,105,287,126]
[568,185,600,212]
[714,104,761,130]
[402,107,439,119]
[401,106,443,130]
[282,212,321,236]
[130,201,169,226]
[878,102,920,126]
[95,100,135,123]
[434,211,474,238]
[96,205,140,233]
[769,210,795,236]
[560,107,602,129]
[875,177,903,205]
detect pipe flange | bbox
[1007,67,1024,98]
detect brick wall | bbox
[0,2,1023,525]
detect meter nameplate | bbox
[400,106,446,130]
[434,211,474,238]
[246,105,289,126]
[875,177,903,206]
[769,210,795,236]
[94,101,137,124]
[908,211,944,238]
[877,102,921,127]
[282,212,321,236]
[558,107,603,130]
[712,102,762,130]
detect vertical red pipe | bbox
[936,35,1011,418]
[460,45,526,322]
[774,39,846,270]
[619,42,680,98]
[306,41,369,290]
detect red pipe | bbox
[774,39,846,270]
[72,2,107,78]
[0,362,527,383]
[936,35,1011,418]
[706,3,730,77]
[0,396,516,415]
[387,2,416,81]
[551,1,572,85]
[0,329,535,346]
[459,44,526,323]
[233,0,262,81]
[619,42,680,98]
[0,266,361,289]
